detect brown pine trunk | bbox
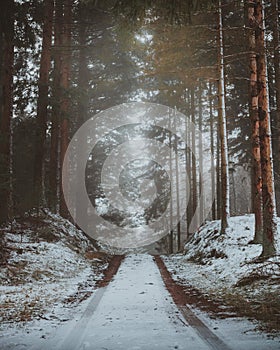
[0,0,14,223]
[60,0,73,218]
[209,83,216,220]
[168,110,173,254]
[174,109,181,251]
[185,90,192,237]
[255,0,277,257]
[75,1,89,226]
[191,86,197,224]
[49,0,63,212]
[198,82,204,224]
[216,125,221,220]
[34,0,54,208]
[247,0,263,243]
[271,0,280,216]
[218,0,230,233]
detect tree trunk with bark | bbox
[174,108,181,251]
[216,125,221,220]
[34,0,54,209]
[60,0,73,218]
[75,1,89,226]
[209,82,216,220]
[191,86,197,225]
[185,90,192,237]
[217,0,230,233]
[271,0,280,216]
[255,0,277,257]
[198,82,204,224]
[247,0,263,243]
[168,110,173,254]
[49,0,63,212]
[0,0,14,223]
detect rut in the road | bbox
[59,254,225,350]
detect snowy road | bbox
[59,254,210,350]
[1,254,279,350]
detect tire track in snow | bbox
[43,254,228,350]
[154,255,232,350]
[58,255,124,350]
[58,254,211,350]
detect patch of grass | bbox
[221,288,280,333]
[188,249,227,265]
[0,296,45,323]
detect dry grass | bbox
[220,287,280,333]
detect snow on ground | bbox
[50,254,209,350]
[163,214,280,332]
[0,211,109,333]
[1,254,279,350]
[1,213,280,349]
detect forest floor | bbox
[0,211,111,326]
[163,215,280,334]
[0,253,279,350]
[0,213,279,349]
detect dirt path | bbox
[96,255,125,288]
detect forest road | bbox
[48,254,232,350]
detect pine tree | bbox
[60,0,73,218]
[255,0,277,257]
[75,1,90,226]
[271,0,280,216]
[49,0,63,211]
[34,0,54,208]
[209,82,216,220]
[217,0,230,233]
[0,0,14,223]
[247,0,263,243]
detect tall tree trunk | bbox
[168,110,173,254]
[75,1,89,226]
[191,86,197,225]
[209,82,216,220]
[247,0,263,243]
[255,0,277,257]
[34,0,54,209]
[174,108,181,251]
[60,0,73,218]
[198,82,204,224]
[185,90,192,237]
[218,0,230,233]
[216,125,221,220]
[271,0,280,216]
[49,0,63,212]
[0,0,14,223]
